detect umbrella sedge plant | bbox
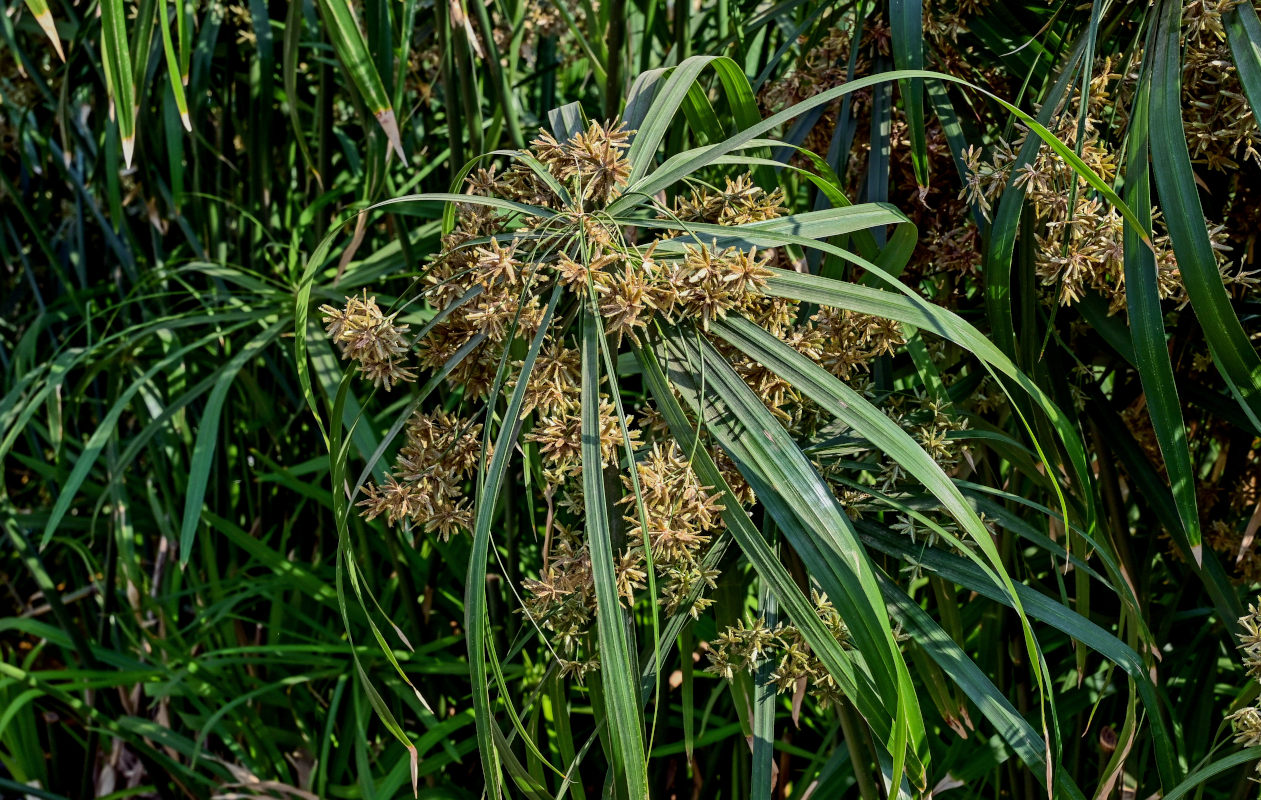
[309,61,1175,798]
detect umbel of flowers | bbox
[321,119,955,682]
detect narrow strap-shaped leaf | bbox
[1122,40,1201,561]
[1224,1,1261,122]
[1084,388,1243,632]
[180,321,283,565]
[548,674,586,800]
[857,522,1180,790]
[1150,0,1261,431]
[864,57,892,248]
[878,575,1088,800]
[632,343,901,771]
[622,68,668,132]
[548,101,586,140]
[759,268,1160,648]
[679,623,695,765]
[982,38,1086,359]
[99,0,137,165]
[22,0,63,60]
[157,2,191,129]
[175,0,190,82]
[626,56,725,178]
[128,0,157,108]
[751,576,778,800]
[283,0,320,183]
[581,311,648,799]
[625,55,760,182]
[763,267,1092,508]
[714,315,1047,619]
[314,0,406,161]
[713,314,1059,777]
[1159,747,1261,800]
[644,204,910,256]
[466,284,562,798]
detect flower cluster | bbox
[962,109,1246,314]
[961,42,1261,316]
[1226,601,1261,780]
[707,591,854,708]
[1205,520,1261,585]
[320,292,416,390]
[758,26,870,160]
[1182,0,1260,172]
[521,522,598,674]
[619,443,725,617]
[674,175,787,226]
[357,410,481,540]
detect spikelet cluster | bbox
[521,522,598,675]
[1182,0,1260,172]
[962,107,1245,314]
[673,175,787,226]
[321,292,417,390]
[1205,520,1261,585]
[753,12,998,290]
[619,443,725,617]
[357,410,481,540]
[708,591,854,708]
[1226,601,1261,780]
[758,26,868,159]
[1200,442,1261,586]
[960,46,1261,315]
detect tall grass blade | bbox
[39,320,262,548]
[1159,748,1261,800]
[21,0,62,60]
[466,284,562,798]
[180,322,283,565]
[315,0,407,162]
[1122,46,1201,560]
[100,0,137,165]
[157,0,191,129]
[1150,0,1261,432]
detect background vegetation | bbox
[3,0,1261,796]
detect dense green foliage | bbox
[4,0,1261,797]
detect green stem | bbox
[604,0,626,117]
[837,698,880,800]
